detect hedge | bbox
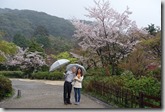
[83,70,161,97]
[0,71,24,78]
[0,71,64,80]
[31,71,63,80]
[0,75,12,101]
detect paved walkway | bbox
[0,79,113,108]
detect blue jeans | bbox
[74,87,81,102]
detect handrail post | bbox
[139,92,144,108]
[17,89,21,98]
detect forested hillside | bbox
[0,8,75,40]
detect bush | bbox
[48,71,63,80]
[0,75,12,101]
[118,49,151,77]
[0,71,24,78]
[123,76,161,96]
[31,71,63,80]
[82,75,95,92]
[147,67,161,81]
[0,64,7,71]
[87,66,124,76]
[86,67,106,76]
[83,70,161,97]
[83,68,161,108]
[40,65,49,71]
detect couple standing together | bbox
[63,66,84,105]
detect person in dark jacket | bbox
[63,66,76,105]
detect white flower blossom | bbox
[72,0,145,55]
[7,47,47,71]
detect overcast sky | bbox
[0,0,161,28]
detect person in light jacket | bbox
[73,67,84,105]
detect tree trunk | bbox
[96,48,104,67]
[90,59,97,68]
[111,62,116,75]
[105,65,110,76]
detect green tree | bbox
[33,26,50,48]
[33,25,49,37]
[145,24,160,36]
[140,32,161,61]
[50,36,73,54]
[52,52,78,63]
[34,35,50,48]
[0,31,6,40]
[13,33,29,49]
[0,40,17,63]
[119,32,161,78]
[118,49,151,77]
[28,40,44,53]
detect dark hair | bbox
[76,67,83,77]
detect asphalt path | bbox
[0,79,113,109]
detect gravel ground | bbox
[0,79,113,109]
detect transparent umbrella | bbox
[66,64,86,74]
[49,59,70,72]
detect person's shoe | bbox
[64,101,68,105]
[74,102,78,105]
[77,102,80,105]
[67,102,72,104]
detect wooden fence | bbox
[92,83,161,108]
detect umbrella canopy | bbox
[66,64,86,74]
[49,59,70,72]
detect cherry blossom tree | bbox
[72,0,146,75]
[8,47,47,76]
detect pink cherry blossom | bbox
[72,0,147,75]
[72,0,145,54]
[7,47,47,71]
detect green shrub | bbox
[147,67,161,81]
[86,67,106,76]
[0,71,24,78]
[87,66,123,76]
[82,75,95,92]
[40,65,49,71]
[31,71,47,79]
[123,76,161,96]
[83,69,161,108]
[0,64,7,71]
[0,75,12,100]
[48,71,63,80]
[31,71,63,80]
[83,69,161,97]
